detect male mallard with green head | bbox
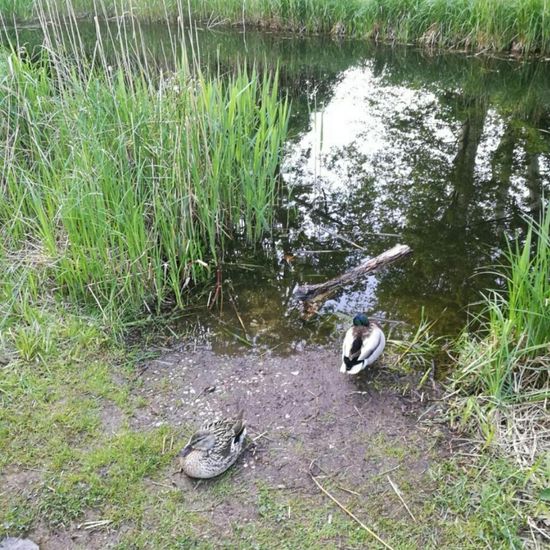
[179,410,246,479]
[340,313,385,375]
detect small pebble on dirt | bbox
[0,539,39,550]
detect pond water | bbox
[8,23,550,353]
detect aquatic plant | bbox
[444,210,549,545]
[2,0,550,55]
[448,203,549,463]
[0,15,289,324]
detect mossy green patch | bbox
[432,453,548,548]
[0,306,174,536]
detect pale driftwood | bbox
[293,244,412,302]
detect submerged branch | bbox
[292,244,412,316]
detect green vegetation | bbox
[2,305,539,547]
[0,2,548,548]
[3,206,544,547]
[449,205,549,444]
[434,453,548,548]
[0,31,289,324]
[3,0,550,55]
[444,206,549,547]
[0,305,184,540]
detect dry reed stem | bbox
[387,476,416,522]
[309,463,395,550]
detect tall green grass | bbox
[190,0,550,54]
[449,204,549,447]
[2,0,550,55]
[0,15,289,324]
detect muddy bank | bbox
[13,342,453,549]
[130,345,447,531]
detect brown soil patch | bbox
[21,345,448,549]
[99,402,125,435]
[1,468,42,494]
[130,344,447,529]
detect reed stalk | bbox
[2,0,549,55]
[0,6,289,323]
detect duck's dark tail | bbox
[233,409,246,441]
[343,355,362,371]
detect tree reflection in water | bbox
[7,24,548,349]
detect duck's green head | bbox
[352,313,369,326]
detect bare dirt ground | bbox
[18,343,449,549]
[129,344,447,532]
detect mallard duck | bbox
[340,313,385,375]
[179,410,246,479]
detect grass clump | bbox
[3,0,550,55]
[388,312,443,374]
[0,302,181,536]
[445,204,549,546]
[0,30,289,322]
[449,204,549,450]
[433,453,548,548]
[0,307,126,469]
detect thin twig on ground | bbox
[527,516,550,541]
[228,287,248,335]
[78,519,112,530]
[252,431,268,442]
[353,405,366,422]
[149,479,177,490]
[337,484,362,497]
[309,462,395,550]
[387,476,416,522]
[370,464,402,479]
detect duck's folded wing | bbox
[358,329,384,361]
[212,414,246,458]
[211,425,234,458]
[342,328,362,359]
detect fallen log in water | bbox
[293,244,412,305]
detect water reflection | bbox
[220,33,550,351]
[5,23,550,351]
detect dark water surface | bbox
[8,24,550,352]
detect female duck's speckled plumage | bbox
[341,314,385,375]
[179,411,246,479]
